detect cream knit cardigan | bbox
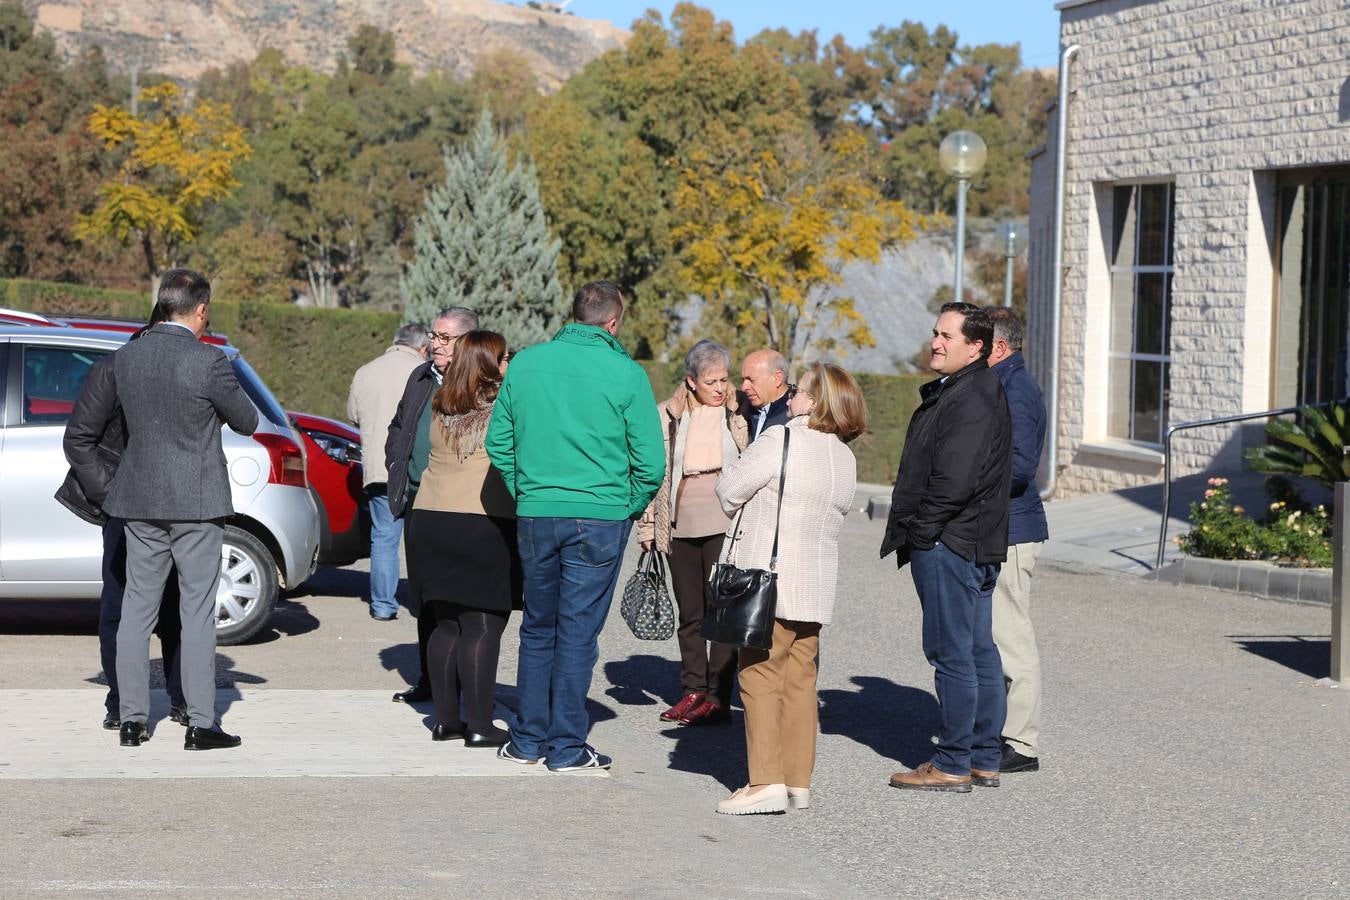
[714,417,856,626]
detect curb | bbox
[1151,557,1331,607]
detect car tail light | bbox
[254,433,308,487]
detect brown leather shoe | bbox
[678,698,731,726]
[660,691,706,722]
[889,761,972,793]
[971,768,1000,788]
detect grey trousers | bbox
[990,540,1044,756]
[116,519,224,728]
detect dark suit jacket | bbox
[743,391,791,444]
[55,353,123,525]
[384,359,437,518]
[991,352,1049,545]
[103,323,259,521]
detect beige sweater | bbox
[347,344,424,486]
[715,418,856,625]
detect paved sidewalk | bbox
[2,513,1347,897]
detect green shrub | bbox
[1178,477,1331,567]
[1245,404,1350,488]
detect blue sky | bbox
[569,1,1065,70]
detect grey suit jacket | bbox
[104,323,259,521]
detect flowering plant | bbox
[1177,477,1331,567]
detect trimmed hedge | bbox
[5,278,921,483]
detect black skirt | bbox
[407,510,522,613]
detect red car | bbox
[0,309,369,565]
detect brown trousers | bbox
[738,618,821,788]
[667,535,737,704]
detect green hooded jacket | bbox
[486,323,665,520]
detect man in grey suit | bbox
[104,269,259,750]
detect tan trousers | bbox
[991,541,1044,756]
[738,618,821,788]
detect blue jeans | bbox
[909,542,1005,775]
[366,485,403,618]
[511,516,632,766]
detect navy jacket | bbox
[991,352,1049,545]
[384,360,437,519]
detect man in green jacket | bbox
[486,281,664,772]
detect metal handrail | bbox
[1155,399,1345,569]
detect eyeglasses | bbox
[785,383,799,401]
[427,331,462,345]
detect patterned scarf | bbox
[437,402,494,462]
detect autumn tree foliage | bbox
[76,82,251,291]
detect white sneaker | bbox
[716,784,788,815]
[787,787,810,809]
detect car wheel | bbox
[214,525,280,646]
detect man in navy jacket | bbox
[986,308,1049,774]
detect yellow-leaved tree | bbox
[76,82,252,293]
[674,128,921,363]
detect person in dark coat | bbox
[738,349,792,443]
[985,308,1049,775]
[383,306,479,703]
[57,307,185,732]
[881,302,1013,793]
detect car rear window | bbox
[230,355,290,430]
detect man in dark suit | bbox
[739,349,791,443]
[104,269,259,750]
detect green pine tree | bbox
[402,107,565,348]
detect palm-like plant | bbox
[1244,404,1350,487]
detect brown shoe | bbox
[971,768,1000,788]
[889,761,972,793]
[678,698,730,726]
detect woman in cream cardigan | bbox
[712,362,867,815]
[638,340,749,726]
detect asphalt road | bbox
[2,513,1348,898]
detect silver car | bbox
[0,325,320,644]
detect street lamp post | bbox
[938,130,987,303]
[997,220,1030,308]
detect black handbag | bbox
[701,427,791,651]
[620,550,677,640]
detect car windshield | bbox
[230,355,290,429]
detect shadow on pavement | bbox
[288,566,375,600]
[1230,634,1330,679]
[0,598,99,634]
[603,653,683,707]
[247,598,321,644]
[664,714,746,790]
[379,642,420,685]
[819,675,940,768]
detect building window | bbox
[1271,169,1350,408]
[1108,182,1174,445]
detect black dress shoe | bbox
[103,711,120,730]
[392,683,432,704]
[169,705,190,726]
[431,723,465,742]
[119,722,149,747]
[1000,743,1041,773]
[369,608,397,621]
[464,725,510,748]
[184,725,242,751]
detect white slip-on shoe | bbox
[787,787,810,809]
[716,784,788,815]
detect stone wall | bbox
[1027,0,1350,496]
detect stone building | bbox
[1026,0,1349,496]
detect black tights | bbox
[427,601,509,734]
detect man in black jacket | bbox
[738,349,791,443]
[881,302,1012,793]
[57,308,186,732]
[384,306,478,703]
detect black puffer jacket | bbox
[879,359,1013,567]
[55,353,123,526]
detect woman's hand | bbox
[640,539,654,552]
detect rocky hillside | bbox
[25,0,628,89]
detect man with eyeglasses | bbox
[384,306,479,703]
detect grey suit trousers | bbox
[116,520,223,729]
